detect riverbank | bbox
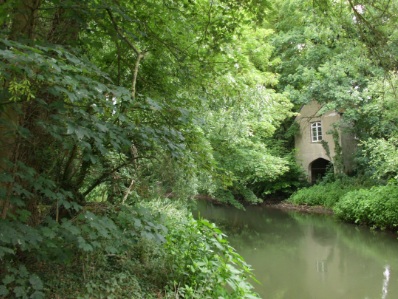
[287,179,398,232]
[263,200,334,214]
[197,194,334,215]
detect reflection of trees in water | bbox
[297,212,398,299]
[195,203,307,256]
[311,225,337,246]
[195,200,398,299]
[336,222,398,266]
[334,224,398,299]
[196,200,398,263]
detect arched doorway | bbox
[309,158,332,183]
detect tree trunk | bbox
[9,0,41,40]
[1,0,42,219]
[47,6,81,44]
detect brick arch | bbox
[309,158,332,183]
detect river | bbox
[194,201,398,299]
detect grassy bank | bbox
[287,177,398,231]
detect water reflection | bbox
[382,265,390,299]
[194,201,398,299]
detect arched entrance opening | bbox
[309,158,332,183]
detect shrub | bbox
[0,199,259,298]
[334,184,398,230]
[164,215,260,298]
[288,178,362,207]
[0,202,169,298]
[142,199,260,298]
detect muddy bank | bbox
[195,195,334,215]
[262,200,334,215]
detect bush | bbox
[164,215,260,298]
[142,199,260,298]
[334,184,398,230]
[288,178,362,207]
[0,202,169,298]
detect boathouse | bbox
[294,101,356,183]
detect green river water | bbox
[194,201,398,299]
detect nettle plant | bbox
[165,215,260,299]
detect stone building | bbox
[294,101,356,183]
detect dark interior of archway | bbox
[310,158,332,183]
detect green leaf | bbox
[95,123,109,132]
[77,237,93,252]
[30,291,45,299]
[0,246,15,258]
[29,275,43,291]
[13,286,27,298]
[2,275,15,285]
[0,285,9,296]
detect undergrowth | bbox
[334,184,398,230]
[287,176,370,207]
[288,175,398,232]
[0,199,260,299]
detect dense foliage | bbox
[1,199,259,298]
[0,0,290,297]
[334,184,398,230]
[288,176,367,208]
[2,0,398,297]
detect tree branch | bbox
[82,161,129,197]
[132,52,145,99]
[82,154,148,198]
[106,8,140,55]
[106,8,147,99]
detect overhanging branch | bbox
[106,8,147,99]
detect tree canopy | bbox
[1,0,398,297]
[0,0,292,297]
